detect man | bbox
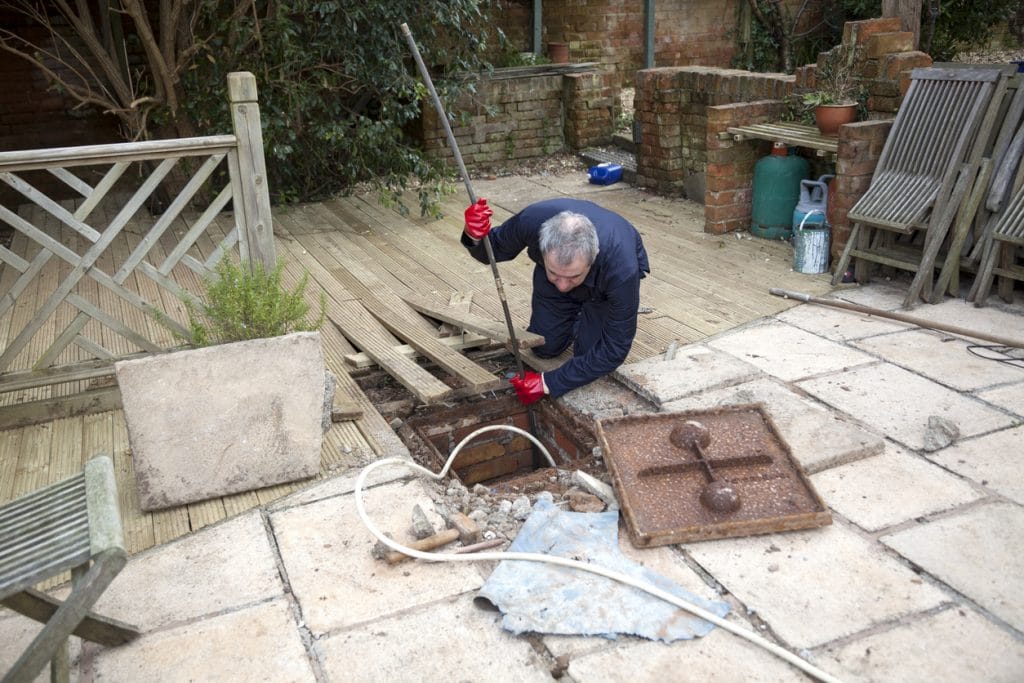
[462,197,650,405]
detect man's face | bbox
[542,252,590,293]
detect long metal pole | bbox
[769,288,1024,349]
[401,23,546,463]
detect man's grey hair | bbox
[538,211,600,266]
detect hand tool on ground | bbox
[400,22,546,468]
[383,512,480,565]
[770,288,1024,349]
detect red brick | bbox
[843,18,903,46]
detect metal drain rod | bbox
[401,23,545,465]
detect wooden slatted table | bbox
[724,121,838,159]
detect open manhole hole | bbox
[402,395,600,489]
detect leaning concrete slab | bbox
[852,329,1024,391]
[89,599,314,682]
[810,445,983,532]
[318,596,550,681]
[928,425,1024,505]
[686,523,948,649]
[116,331,325,510]
[662,377,883,473]
[614,344,760,405]
[269,479,483,635]
[881,502,1024,632]
[797,363,1017,451]
[707,320,875,382]
[820,605,1024,683]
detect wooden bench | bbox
[0,455,139,682]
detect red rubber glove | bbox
[510,371,546,406]
[464,198,493,241]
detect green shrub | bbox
[183,257,326,347]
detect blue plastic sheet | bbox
[476,499,730,642]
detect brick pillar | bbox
[563,71,614,150]
[831,119,893,253]
[704,100,786,235]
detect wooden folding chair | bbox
[970,185,1024,305]
[1,455,139,683]
[831,67,1007,306]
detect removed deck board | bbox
[402,293,545,349]
[344,332,494,369]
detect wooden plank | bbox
[0,387,121,430]
[47,416,83,482]
[112,411,154,553]
[0,135,237,173]
[0,427,23,501]
[278,238,452,403]
[10,423,53,499]
[331,398,364,422]
[344,332,494,369]
[401,293,544,350]
[328,261,502,393]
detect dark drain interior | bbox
[403,396,598,487]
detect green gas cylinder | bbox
[750,142,809,240]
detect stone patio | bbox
[2,282,1022,682]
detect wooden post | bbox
[882,0,921,49]
[227,71,276,271]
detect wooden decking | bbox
[0,174,833,559]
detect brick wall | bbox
[639,17,932,253]
[536,0,739,87]
[422,66,613,168]
[635,67,794,197]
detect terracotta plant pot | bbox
[548,42,569,63]
[814,103,857,136]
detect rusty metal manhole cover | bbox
[596,403,831,546]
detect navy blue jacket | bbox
[463,198,649,397]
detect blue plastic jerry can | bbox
[792,175,832,232]
[588,162,623,185]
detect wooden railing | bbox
[0,72,275,399]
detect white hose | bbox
[354,425,842,683]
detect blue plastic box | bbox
[588,162,623,185]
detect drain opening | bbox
[404,395,597,487]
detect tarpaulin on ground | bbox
[475,498,730,642]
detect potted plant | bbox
[802,46,864,136]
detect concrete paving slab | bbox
[881,502,1024,631]
[976,380,1024,418]
[269,479,483,635]
[707,320,875,381]
[266,459,413,511]
[828,283,907,310]
[906,299,1024,342]
[0,611,81,682]
[820,605,1024,683]
[662,377,884,473]
[810,445,984,532]
[116,331,325,510]
[852,329,1024,391]
[797,363,1017,451]
[776,302,906,341]
[318,596,550,682]
[89,599,314,682]
[686,523,948,649]
[91,511,283,630]
[928,425,1024,505]
[542,526,726,660]
[566,618,829,683]
[614,344,760,405]
[559,376,657,421]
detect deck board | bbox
[0,176,836,558]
